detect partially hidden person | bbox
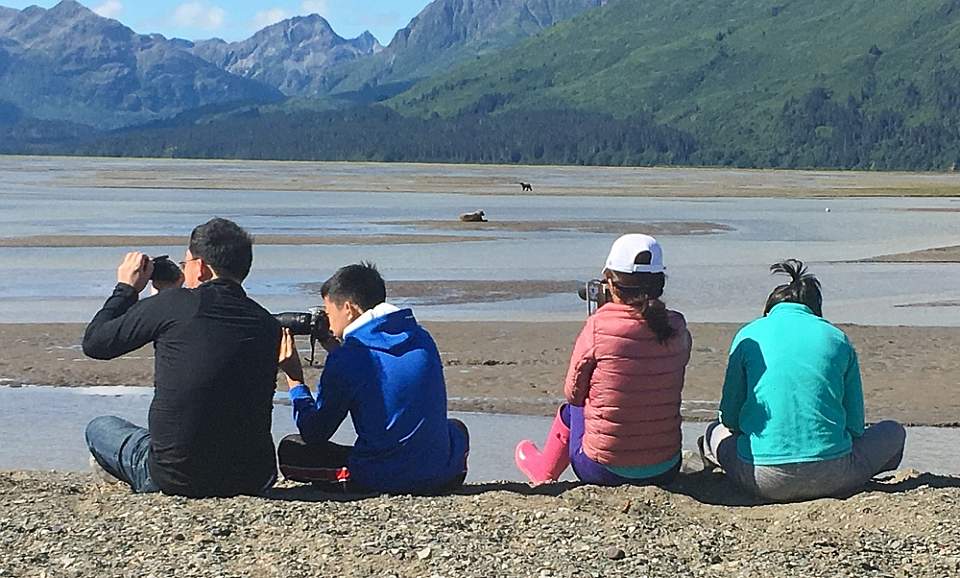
[700,259,906,502]
[276,262,469,495]
[515,234,692,486]
[83,218,281,498]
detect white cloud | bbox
[252,7,290,29]
[301,1,330,16]
[93,0,123,19]
[172,2,226,31]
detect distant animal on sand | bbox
[459,210,487,223]
[520,182,533,191]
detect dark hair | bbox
[150,255,182,284]
[188,218,254,282]
[605,251,676,344]
[321,262,386,311]
[764,259,823,316]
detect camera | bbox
[274,306,330,365]
[578,279,611,316]
[150,255,182,285]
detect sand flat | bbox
[864,245,960,263]
[301,280,581,306]
[7,155,960,197]
[376,220,733,235]
[0,234,494,248]
[4,321,958,426]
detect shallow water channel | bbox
[2,158,960,325]
[1,386,956,482]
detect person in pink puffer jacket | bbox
[515,234,692,486]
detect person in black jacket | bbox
[83,218,281,498]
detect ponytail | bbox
[606,270,676,344]
[764,259,823,316]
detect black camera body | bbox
[578,279,611,316]
[274,306,330,365]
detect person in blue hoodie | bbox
[276,262,469,494]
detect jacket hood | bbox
[344,308,419,352]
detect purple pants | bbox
[562,404,679,487]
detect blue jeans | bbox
[85,416,159,494]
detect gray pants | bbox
[702,420,906,502]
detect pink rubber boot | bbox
[515,408,571,485]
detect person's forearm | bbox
[82,284,139,359]
[718,391,743,431]
[289,384,344,444]
[719,410,740,432]
[845,404,866,438]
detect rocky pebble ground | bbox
[3,470,960,577]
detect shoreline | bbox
[7,155,960,197]
[3,321,959,427]
[860,245,960,264]
[0,233,496,248]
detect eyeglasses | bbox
[178,257,199,268]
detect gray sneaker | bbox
[89,455,121,485]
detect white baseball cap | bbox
[604,234,665,274]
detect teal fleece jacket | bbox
[719,303,865,466]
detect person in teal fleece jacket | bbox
[276,262,469,495]
[701,260,906,502]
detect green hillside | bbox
[393,0,960,167]
[325,0,604,99]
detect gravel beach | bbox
[2,470,960,578]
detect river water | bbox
[1,386,955,481]
[0,158,958,478]
[0,158,959,325]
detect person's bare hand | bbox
[320,333,341,353]
[117,252,154,293]
[278,329,306,387]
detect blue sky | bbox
[1,1,433,43]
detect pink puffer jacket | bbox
[564,303,691,467]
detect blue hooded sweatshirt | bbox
[288,307,468,493]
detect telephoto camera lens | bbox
[274,313,314,336]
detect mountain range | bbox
[187,15,383,98]
[322,0,606,100]
[0,0,281,128]
[5,0,960,170]
[0,0,603,128]
[394,0,960,167]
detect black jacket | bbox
[83,279,281,497]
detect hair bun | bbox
[769,259,810,286]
